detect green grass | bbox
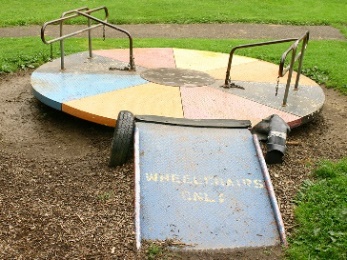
[146,243,163,260]
[1,37,346,94]
[287,159,347,260]
[0,0,346,27]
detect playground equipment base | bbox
[31,48,325,128]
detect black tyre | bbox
[109,110,135,167]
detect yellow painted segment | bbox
[210,60,319,86]
[173,49,256,72]
[207,67,233,80]
[206,56,318,86]
[206,57,318,86]
[63,83,183,127]
[61,105,116,127]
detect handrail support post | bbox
[87,17,93,59]
[59,21,65,70]
[294,36,308,90]
[50,44,53,61]
[282,47,297,106]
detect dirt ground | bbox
[0,70,346,259]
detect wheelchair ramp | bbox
[134,118,286,250]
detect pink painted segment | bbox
[94,48,176,68]
[180,86,300,126]
[288,118,303,129]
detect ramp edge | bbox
[253,134,287,246]
[135,115,251,128]
[135,127,142,250]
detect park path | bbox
[0,23,344,40]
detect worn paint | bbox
[31,48,324,128]
[135,121,284,250]
[180,85,300,126]
[63,82,184,126]
[95,48,177,68]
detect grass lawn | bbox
[0,0,346,26]
[287,159,347,260]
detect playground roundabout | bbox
[27,45,330,252]
[0,14,345,256]
[31,48,324,128]
[1,64,346,258]
[0,6,346,257]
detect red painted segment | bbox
[180,85,300,126]
[94,48,176,68]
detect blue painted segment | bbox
[31,71,148,105]
[32,86,62,111]
[135,122,282,250]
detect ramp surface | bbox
[134,120,285,250]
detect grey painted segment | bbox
[213,80,326,117]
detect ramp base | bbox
[135,120,285,250]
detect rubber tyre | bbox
[109,111,135,167]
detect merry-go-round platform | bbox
[31,47,325,128]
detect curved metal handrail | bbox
[279,31,309,77]
[61,6,92,19]
[40,6,135,71]
[279,31,309,106]
[223,31,310,106]
[41,6,107,45]
[75,10,135,71]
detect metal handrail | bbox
[41,6,135,71]
[223,31,309,106]
[61,6,93,19]
[280,31,309,106]
[60,7,98,61]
